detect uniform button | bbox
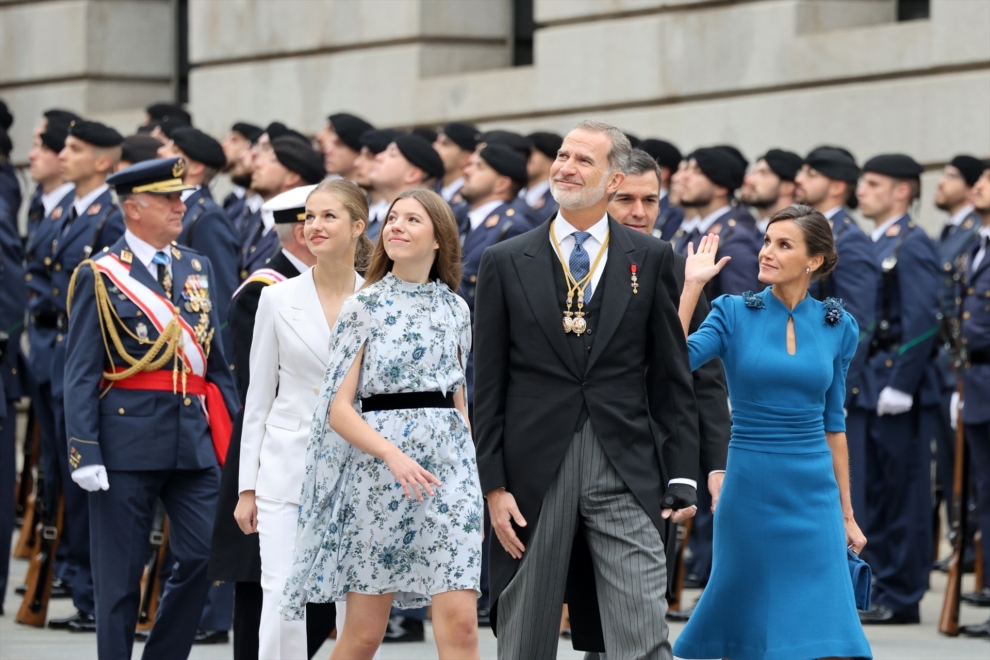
[963,311,971,320]
[969,288,976,295]
[136,310,142,316]
[229,364,235,370]
[52,287,60,296]
[470,275,477,283]
[44,257,52,266]
[118,408,125,415]
[852,387,860,395]
[24,273,33,281]
[582,382,590,390]
[56,334,63,343]
[54,263,62,272]
[943,263,952,272]
[10,368,16,375]
[885,359,893,367]
[183,397,192,406]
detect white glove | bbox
[877,387,913,417]
[950,391,961,430]
[72,465,110,492]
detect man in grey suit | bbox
[474,121,701,660]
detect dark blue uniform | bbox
[50,187,125,618]
[653,194,684,241]
[0,160,21,218]
[525,186,559,224]
[855,214,940,620]
[222,189,248,237]
[239,209,280,279]
[960,230,990,594]
[675,210,760,297]
[65,237,238,660]
[809,208,879,517]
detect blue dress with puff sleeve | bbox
[673,287,872,660]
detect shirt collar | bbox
[42,182,75,217]
[73,184,109,217]
[369,198,390,222]
[180,185,201,203]
[824,206,843,220]
[978,224,990,240]
[659,188,669,202]
[870,213,907,242]
[554,211,609,245]
[467,200,504,231]
[697,205,732,234]
[246,194,264,213]
[524,180,551,207]
[282,249,309,274]
[756,217,770,235]
[124,228,169,270]
[440,177,464,202]
[947,204,974,227]
[230,184,246,199]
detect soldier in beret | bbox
[522,131,563,223]
[118,135,165,171]
[741,148,802,235]
[855,153,941,625]
[352,128,401,237]
[317,112,374,181]
[433,122,480,204]
[367,134,444,242]
[638,138,684,241]
[220,122,264,229]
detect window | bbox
[897,0,930,22]
[513,0,536,66]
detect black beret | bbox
[157,114,191,138]
[272,136,325,185]
[40,122,70,154]
[714,145,748,170]
[804,146,860,182]
[639,139,682,170]
[761,148,803,182]
[528,131,563,160]
[360,128,401,155]
[691,146,745,191]
[624,133,641,148]
[328,113,374,152]
[170,127,226,170]
[232,121,264,144]
[479,130,532,157]
[393,134,445,180]
[0,100,11,130]
[479,143,529,186]
[67,119,124,147]
[120,135,163,165]
[146,103,192,125]
[107,157,195,196]
[862,153,923,179]
[412,126,438,144]
[441,122,480,152]
[44,109,80,128]
[0,127,10,156]
[265,122,310,145]
[949,155,984,187]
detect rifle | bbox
[666,517,694,612]
[12,414,42,559]
[136,502,170,631]
[938,380,968,636]
[15,409,40,525]
[15,476,64,628]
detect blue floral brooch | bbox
[742,291,764,309]
[823,297,844,326]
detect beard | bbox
[551,174,608,210]
[743,189,779,211]
[231,173,252,188]
[679,187,714,209]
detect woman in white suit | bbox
[234,179,379,658]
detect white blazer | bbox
[239,268,364,504]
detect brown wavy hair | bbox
[363,189,462,291]
[766,203,838,281]
[307,179,374,272]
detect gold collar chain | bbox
[549,220,610,336]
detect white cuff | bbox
[668,478,697,490]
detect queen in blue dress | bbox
[673,204,873,660]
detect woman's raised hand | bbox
[685,234,732,286]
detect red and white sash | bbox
[231,267,288,299]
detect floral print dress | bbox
[280,272,483,619]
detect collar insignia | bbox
[886,224,901,237]
[51,207,63,220]
[87,203,101,216]
[533,196,545,209]
[120,248,133,264]
[710,223,723,235]
[171,246,182,260]
[485,215,499,228]
[962,218,974,230]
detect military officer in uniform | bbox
[64,157,238,659]
[521,132,563,223]
[117,134,164,171]
[316,112,374,181]
[795,146,878,519]
[855,154,941,625]
[638,138,684,241]
[957,162,990,634]
[0,103,21,215]
[220,122,264,227]
[353,128,401,237]
[740,148,801,235]
[433,122,479,204]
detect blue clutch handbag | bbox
[848,549,872,611]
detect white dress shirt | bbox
[72,184,109,218]
[180,186,201,203]
[230,184,246,200]
[246,193,264,214]
[697,205,733,234]
[971,225,990,273]
[368,198,389,226]
[947,204,975,228]
[524,180,551,207]
[824,206,843,221]
[756,217,770,235]
[124,229,172,280]
[467,200,503,232]
[870,214,907,242]
[282,249,310,274]
[42,182,75,217]
[440,177,464,203]
[551,212,609,296]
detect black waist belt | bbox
[361,391,455,412]
[32,311,59,329]
[970,349,990,365]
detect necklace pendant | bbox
[572,312,587,336]
[562,313,574,333]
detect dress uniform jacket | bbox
[527,186,559,224]
[0,161,20,218]
[26,186,45,243]
[241,223,279,279]
[676,209,760,298]
[223,190,248,236]
[960,236,990,425]
[653,195,684,241]
[0,199,25,404]
[855,215,941,410]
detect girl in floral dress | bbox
[281,189,483,660]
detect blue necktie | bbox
[152,250,170,288]
[570,231,593,301]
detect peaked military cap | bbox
[328,113,374,152]
[360,128,401,155]
[0,100,11,130]
[639,139,682,170]
[107,157,195,195]
[949,155,985,187]
[528,131,564,160]
[265,122,310,145]
[170,127,226,169]
[67,119,124,147]
[441,122,480,152]
[146,102,192,125]
[479,143,529,186]
[40,122,71,154]
[272,136,325,185]
[691,146,745,192]
[263,183,319,224]
[231,121,264,144]
[761,149,803,182]
[863,153,923,179]
[479,130,532,157]
[394,134,445,180]
[121,134,166,165]
[804,146,860,183]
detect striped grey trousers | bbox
[496,421,672,660]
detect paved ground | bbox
[1,529,987,659]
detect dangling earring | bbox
[806,267,811,274]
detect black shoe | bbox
[50,578,73,599]
[933,554,976,574]
[858,604,920,625]
[134,630,149,642]
[382,616,425,643]
[961,587,990,607]
[959,618,990,638]
[666,605,694,622]
[67,613,96,633]
[48,610,90,630]
[193,629,230,644]
[14,584,27,596]
[477,606,491,627]
[560,627,571,639]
